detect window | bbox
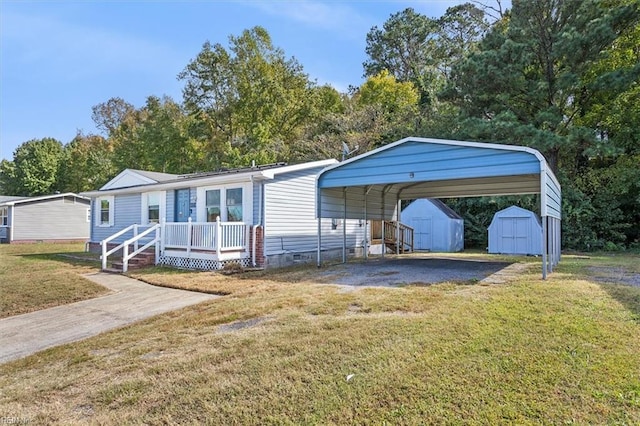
[0,207,7,226]
[206,190,221,222]
[142,191,165,224]
[198,184,249,223]
[86,208,91,223]
[96,196,114,227]
[226,188,243,221]
[147,193,160,223]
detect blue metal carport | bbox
[316,137,561,279]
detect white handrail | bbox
[100,223,157,270]
[121,224,161,272]
[101,224,136,270]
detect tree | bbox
[92,97,136,137]
[58,133,115,193]
[435,3,490,79]
[105,96,209,174]
[445,0,639,173]
[179,26,319,167]
[0,159,18,194]
[357,70,419,115]
[300,73,420,162]
[363,8,439,105]
[8,138,65,196]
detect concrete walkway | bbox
[0,273,218,364]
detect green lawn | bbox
[0,243,108,318]
[0,247,638,424]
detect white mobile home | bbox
[0,193,90,243]
[401,199,464,252]
[84,162,366,271]
[488,206,542,255]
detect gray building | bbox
[0,193,90,243]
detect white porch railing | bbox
[162,217,248,254]
[101,218,249,272]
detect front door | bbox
[175,189,190,222]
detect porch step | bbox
[109,252,156,272]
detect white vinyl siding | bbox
[263,167,364,256]
[11,197,90,241]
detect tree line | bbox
[1,0,638,251]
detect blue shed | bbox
[488,206,542,255]
[401,199,463,252]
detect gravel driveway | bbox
[318,256,512,287]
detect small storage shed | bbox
[488,206,542,255]
[401,199,463,252]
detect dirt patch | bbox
[318,257,512,287]
[217,316,271,333]
[587,267,640,287]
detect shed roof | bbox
[419,199,463,220]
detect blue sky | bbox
[1,0,476,161]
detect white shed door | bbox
[500,217,529,254]
[410,217,432,250]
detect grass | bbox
[0,247,639,424]
[0,243,108,318]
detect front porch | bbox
[99,218,257,272]
[160,220,252,270]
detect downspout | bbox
[251,176,263,268]
[9,205,14,243]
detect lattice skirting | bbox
[159,255,251,271]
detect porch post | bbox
[215,216,222,254]
[187,217,193,258]
[160,217,166,255]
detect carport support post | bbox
[396,199,401,255]
[342,188,347,263]
[542,215,548,280]
[363,187,368,260]
[317,190,322,268]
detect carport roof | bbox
[315,137,562,279]
[317,137,561,219]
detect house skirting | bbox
[8,238,89,244]
[264,246,363,269]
